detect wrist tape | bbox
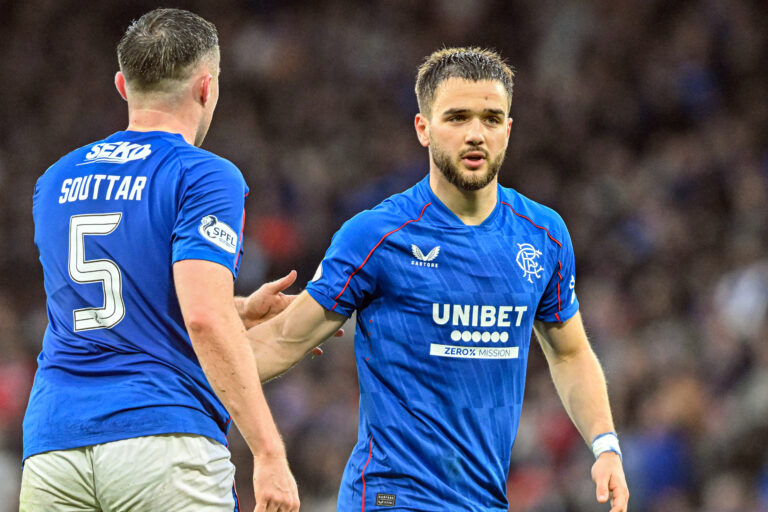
[591,432,622,460]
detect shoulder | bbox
[36,138,108,184]
[170,146,247,200]
[174,145,243,182]
[334,181,430,246]
[498,185,570,247]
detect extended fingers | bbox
[593,463,610,503]
[609,475,629,512]
[264,270,298,294]
[595,472,610,504]
[610,496,629,512]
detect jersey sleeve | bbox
[172,159,248,278]
[536,218,580,323]
[305,211,381,318]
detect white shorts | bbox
[19,433,238,511]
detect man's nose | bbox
[464,118,485,145]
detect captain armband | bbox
[591,432,622,460]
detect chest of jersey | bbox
[374,222,555,326]
[353,220,559,408]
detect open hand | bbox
[591,452,629,512]
[239,271,299,329]
[239,271,344,355]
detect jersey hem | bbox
[172,252,238,278]
[23,424,227,463]
[537,301,579,324]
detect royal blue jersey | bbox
[23,130,248,461]
[306,176,579,511]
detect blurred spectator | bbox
[1,0,766,510]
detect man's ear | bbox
[414,113,430,147]
[199,73,213,106]
[115,71,128,101]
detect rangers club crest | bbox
[515,243,543,283]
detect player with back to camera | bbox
[20,8,321,512]
[246,47,630,511]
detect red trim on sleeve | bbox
[333,202,431,310]
[556,260,563,319]
[361,437,374,512]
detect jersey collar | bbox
[418,176,503,230]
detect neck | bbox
[126,107,197,146]
[428,168,498,226]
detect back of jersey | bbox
[24,130,248,461]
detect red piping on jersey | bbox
[361,437,374,512]
[224,416,233,448]
[234,206,246,269]
[332,202,432,311]
[556,260,563,319]
[501,201,567,323]
[500,202,563,248]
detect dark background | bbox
[1,0,767,510]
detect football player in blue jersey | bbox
[246,47,629,511]
[21,8,305,512]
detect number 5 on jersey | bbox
[68,213,125,331]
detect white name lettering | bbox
[58,174,147,203]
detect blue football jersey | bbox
[306,176,579,511]
[23,130,248,461]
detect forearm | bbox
[248,318,320,382]
[547,345,615,443]
[234,296,248,324]
[246,291,347,382]
[534,315,628,509]
[188,309,284,456]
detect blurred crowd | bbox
[1,0,767,510]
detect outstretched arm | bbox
[247,290,347,382]
[174,259,299,512]
[534,312,629,512]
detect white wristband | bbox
[591,432,622,460]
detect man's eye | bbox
[485,117,501,124]
[448,115,466,122]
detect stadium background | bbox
[1,0,767,510]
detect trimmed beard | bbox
[432,142,506,192]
